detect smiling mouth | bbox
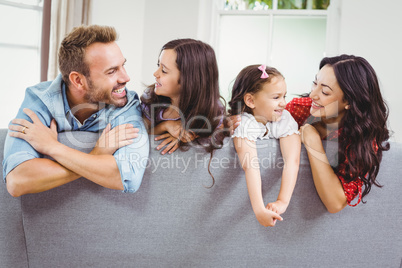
[312,101,324,108]
[112,87,125,94]
[155,82,162,88]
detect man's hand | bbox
[91,123,139,155]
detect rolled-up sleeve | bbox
[2,95,51,182]
[3,137,41,182]
[112,102,150,193]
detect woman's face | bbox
[153,49,181,103]
[309,64,349,124]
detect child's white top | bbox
[232,111,299,141]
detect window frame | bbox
[214,5,328,65]
[0,0,44,63]
[208,0,332,103]
[0,0,44,128]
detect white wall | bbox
[141,0,201,87]
[90,0,402,142]
[90,0,146,95]
[90,0,201,96]
[336,0,402,141]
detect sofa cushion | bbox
[1,130,401,267]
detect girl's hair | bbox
[141,38,228,186]
[228,65,284,115]
[320,54,390,201]
[59,25,117,87]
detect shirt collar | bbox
[61,82,71,116]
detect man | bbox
[3,25,149,197]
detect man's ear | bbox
[69,72,86,90]
[244,93,255,109]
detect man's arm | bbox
[110,106,150,193]
[8,109,142,194]
[4,104,82,197]
[6,123,138,197]
[43,143,124,190]
[6,158,80,197]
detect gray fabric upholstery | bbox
[1,129,401,267]
[0,129,29,268]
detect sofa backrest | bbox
[1,129,402,267]
[0,129,29,267]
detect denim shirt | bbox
[2,74,149,193]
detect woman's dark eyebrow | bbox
[321,83,333,91]
[316,75,333,91]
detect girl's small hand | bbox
[8,108,58,155]
[266,200,289,215]
[255,207,283,227]
[91,123,138,155]
[163,121,196,143]
[164,121,183,139]
[226,115,241,135]
[155,133,180,155]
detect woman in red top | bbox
[231,55,390,213]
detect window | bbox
[0,0,43,127]
[216,0,330,103]
[223,0,330,10]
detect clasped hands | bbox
[154,120,197,155]
[254,200,287,228]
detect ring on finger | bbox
[21,126,28,134]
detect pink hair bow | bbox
[258,64,269,79]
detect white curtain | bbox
[47,0,92,80]
[197,0,221,47]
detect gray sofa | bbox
[1,128,401,268]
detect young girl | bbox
[140,38,227,183]
[229,65,301,227]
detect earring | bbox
[345,105,350,110]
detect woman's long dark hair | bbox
[141,39,229,186]
[321,55,390,201]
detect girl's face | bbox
[309,64,349,123]
[246,76,287,124]
[153,49,181,103]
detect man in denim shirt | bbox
[3,25,149,197]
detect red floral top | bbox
[286,97,363,206]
